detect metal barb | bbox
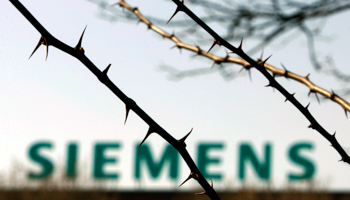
[223,54,230,62]
[281,63,289,77]
[195,45,201,54]
[179,172,196,187]
[305,73,310,80]
[261,55,272,66]
[195,179,213,195]
[166,0,184,25]
[345,110,348,118]
[124,98,136,125]
[259,49,264,61]
[284,92,295,102]
[211,61,217,68]
[207,39,219,53]
[330,90,336,100]
[315,93,320,104]
[103,64,111,74]
[265,82,272,87]
[281,63,287,71]
[124,106,130,125]
[75,26,87,52]
[139,127,155,147]
[308,89,312,97]
[170,45,182,54]
[238,37,243,50]
[248,69,252,82]
[178,128,193,147]
[29,36,49,60]
[305,102,310,110]
[195,191,206,195]
[230,38,243,54]
[110,2,120,7]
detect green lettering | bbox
[93,143,120,179]
[288,142,315,180]
[239,143,271,180]
[135,143,179,179]
[197,143,223,179]
[66,142,78,178]
[28,142,54,179]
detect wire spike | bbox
[195,45,202,54]
[29,36,47,60]
[195,179,213,195]
[179,172,195,187]
[103,64,111,74]
[248,69,252,82]
[238,37,243,50]
[315,93,320,104]
[261,55,272,66]
[75,26,87,51]
[211,61,217,68]
[281,63,287,71]
[332,131,336,137]
[265,82,272,87]
[166,9,178,24]
[195,191,206,195]
[147,23,152,30]
[308,124,313,129]
[110,2,119,7]
[345,110,348,118]
[339,157,345,162]
[280,63,290,78]
[207,39,217,53]
[330,90,338,100]
[259,49,264,61]
[44,37,49,61]
[285,93,295,102]
[305,73,310,80]
[124,106,130,125]
[305,102,310,110]
[166,1,184,25]
[139,127,156,147]
[308,89,312,96]
[178,128,193,147]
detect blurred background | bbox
[1,0,350,199]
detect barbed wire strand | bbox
[117,0,350,115]
[9,0,220,199]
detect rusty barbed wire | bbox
[9,0,220,199]
[117,0,350,116]
[161,0,350,167]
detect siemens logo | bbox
[27,141,315,183]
